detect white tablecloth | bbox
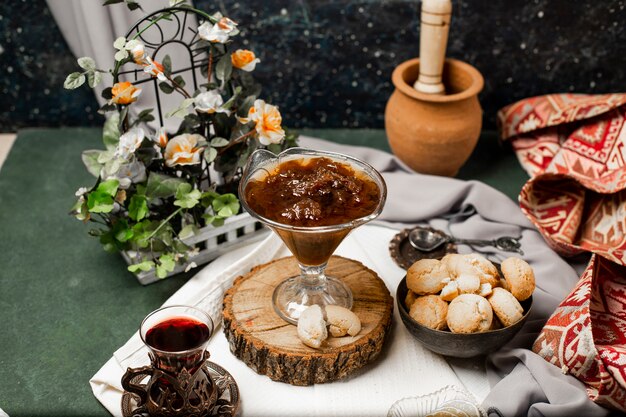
[90,224,488,417]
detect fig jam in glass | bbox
[240,148,387,323]
[244,157,381,227]
[244,157,382,266]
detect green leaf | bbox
[99,179,120,197]
[115,50,128,62]
[221,86,242,110]
[200,190,219,207]
[113,36,126,50]
[212,112,233,138]
[77,57,96,70]
[162,55,172,77]
[87,192,114,213]
[174,182,191,199]
[212,194,240,218]
[211,42,226,54]
[124,39,141,50]
[210,137,229,148]
[87,179,119,213]
[155,226,174,247]
[146,173,185,199]
[136,108,155,123]
[81,150,103,177]
[128,195,149,221]
[102,158,123,178]
[103,112,121,150]
[159,82,174,94]
[97,149,115,164]
[130,220,158,249]
[204,147,218,163]
[98,103,117,114]
[87,179,120,213]
[179,113,201,132]
[118,106,129,131]
[165,97,194,119]
[99,230,118,253]
[174,183,202,209]
[101,87,113,100]
[88,228,105,237]
[156,253,176,278]
[202,214,225,227]
[103,0,124,6]
[173,75,186,88]
[178,224,198,240]
[128,260,155,273]
[172,238,191,253]
[70,197,90,221]
[87,71,103,88]
[238,95,257,117]
[126,0,142,11]
[64,72,85,89]
[112,219,134,243]
[215,53,232,82]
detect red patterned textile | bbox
[499,94,626,261]
[499,93,626,411]
[532,255,626,411]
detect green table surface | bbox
[0,128,527,416]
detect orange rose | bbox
[156,127,168,148]
[245,99,285,145]
[164,134,203,167]
[231,49,260,72]
[111,81,141,105]
[131,42,148,65]
[143,57,166,81]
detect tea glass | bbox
[239,147,387,324]
[121,305,218,416]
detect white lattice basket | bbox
[121,212,268,285]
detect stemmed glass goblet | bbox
[239,147,387,324]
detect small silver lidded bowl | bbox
[396,277,532,358]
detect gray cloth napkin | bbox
[299,136,612,417]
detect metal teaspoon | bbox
[408,226,524,255]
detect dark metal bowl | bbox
[396,277,532,358]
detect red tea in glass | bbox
[121,305,218,416]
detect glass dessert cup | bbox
[239,147,387,324]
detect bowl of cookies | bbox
[396,253,534,358]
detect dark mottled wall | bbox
[1,0,625,132]
[0,1,103,131]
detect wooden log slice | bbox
[222,255,393,386]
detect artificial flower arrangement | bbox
[66,0,297,279]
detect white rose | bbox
[194,90,228,114]
[198,17,237,43]
[115,127,145,159]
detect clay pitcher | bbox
[384,58,484,177]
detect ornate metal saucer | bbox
[121,361,240,417]
[389,226,457,270]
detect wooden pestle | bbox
[414,0,452,94]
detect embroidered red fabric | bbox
[498,93,626,411]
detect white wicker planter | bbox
[121,213,268,285]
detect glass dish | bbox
[387,385,486,417]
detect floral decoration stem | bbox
[219,130,256,155]
[132,11,173,41]
[146,207,182,240]
[166,74,191,99]
[131,7,217,43]
[207,48,214,82]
